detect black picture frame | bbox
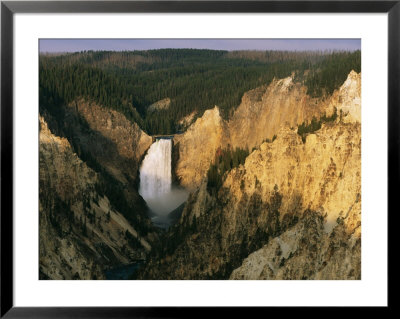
[1,0,396,317]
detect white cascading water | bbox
[139,139,188,225]
[139,139,172,199]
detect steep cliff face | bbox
[227,71,361,280]
[328,70,361,123]
[173,106,229,189]
[225,123,360,280]
[172,72,360,190]
[68,100,152,184]
[39,117,152,280]
[42,100,154,231]
[224,121,361,233]
[228,76,325,150]
[229,207,360,280]
[139,71,361,280]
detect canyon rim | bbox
[39,39,361,280]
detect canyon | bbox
[39,69,361,280]
[138,70,361,279]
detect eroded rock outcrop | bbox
[224,121,361,232]
[147,98,171,113]
[173,106,229,189]
[177,110,197,131]
[172,71,360,190]
[328,70,361,123]
[229,208,361,280]
[228,76,325,150]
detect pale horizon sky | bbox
[39,39,361,53]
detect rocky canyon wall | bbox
[140,70,361,280]
[173,71,360,190]
[39,116,152,279]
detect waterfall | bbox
[139,139,172,199]
[139,139,188,225]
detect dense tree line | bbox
[304,51,361,97]
[39,63,145,127]
[40,49,360,135]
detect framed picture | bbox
[1,0,395,316]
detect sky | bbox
[39,39,361,53]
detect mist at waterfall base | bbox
[139,138,188,228]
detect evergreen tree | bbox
[40,49,360,136]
